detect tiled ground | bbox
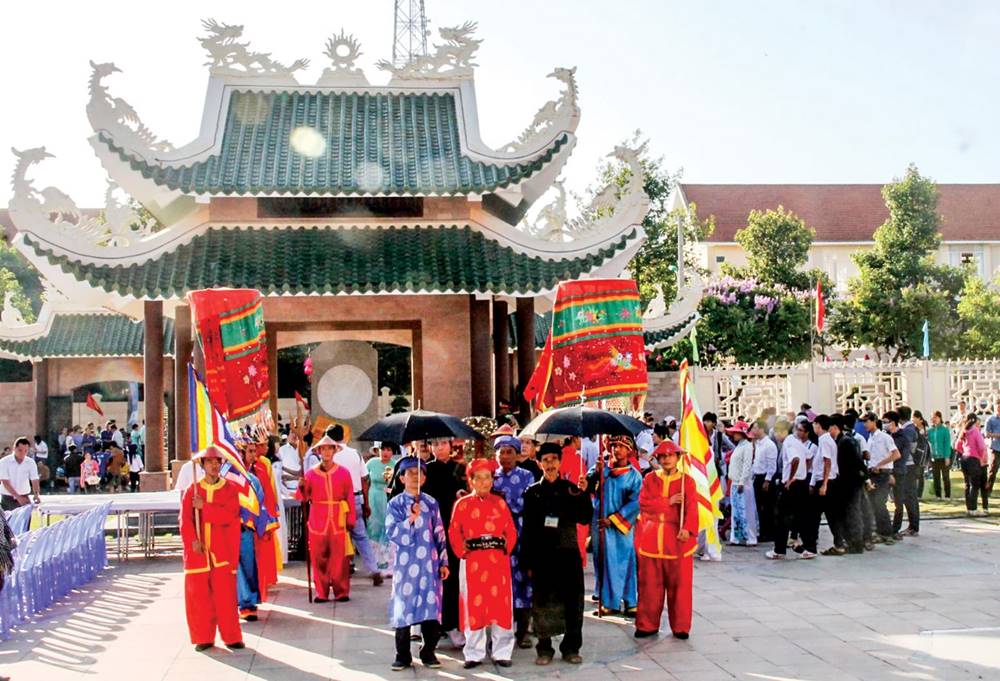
[2,516,999,680]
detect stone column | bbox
[491,300,510,416]
[266,324,279,425]
[171,304,192,482]
[515,298,536,425]
[469,297,492,416]
[141,300,168,491]
[33,359,47,442]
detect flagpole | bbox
[810,275,816,383]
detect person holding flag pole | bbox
[634,440,698,639]
[179,445,244,651]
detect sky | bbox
[1,0,998,207]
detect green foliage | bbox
[582,131,712,309]
[733,206,815,289]
[831,165,964,359]
[390,394,410,413]
[0,238,42,321]
[957,274,1000,357]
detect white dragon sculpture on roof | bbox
[200,18,310,79]
[378,21,481,80]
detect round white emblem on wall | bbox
[316,364,373,419]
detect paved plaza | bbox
[2,516,998,681]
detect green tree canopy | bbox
[831,165,964,359]
[957,274,1000,358]
[733,206,815,288]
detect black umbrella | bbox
[520,406,647,439]
[357,410,483,443]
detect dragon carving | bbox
[377,21,481,79]
[200,19,309,78]
[502,67,579,153]
[521,143,649,243]
[87,61,173,154]
[8,148,153,248]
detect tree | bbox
[957,274,1000,358]
[583,131,712,309]
[733,206,814,289]
[831,165,965,359]
[0,239,42,320]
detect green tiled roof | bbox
[99,91,569,196]
[643,312,699,349]
[25,226,637,299]
[0,314,175,361]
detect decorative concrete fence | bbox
[685,359,1000,421]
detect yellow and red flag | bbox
[677,359,724,550]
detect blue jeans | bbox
[350,492,380,575]
[68,478,80,494]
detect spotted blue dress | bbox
[492,466,536,610]
[385,492,448,628]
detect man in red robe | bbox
[180,445,244,651]
[634,441,698,640]
[296,435,356,602]
[449,459,519,669]
[250,440,280,598]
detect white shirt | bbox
[129,452,145,473]
[174,460,203,493]
[811,432,839,484]
[728,439,754,486]
[333,444,367,493]
[854,432,869,456]
[866,430,897,471]
[277,443,302,473]
[0,454,39,496]
[750,437,778,477]
[635,429,654,455]
[781,437,809,483]
[33,441,48,462]
[303,447,319,472]
[112,430,124,448]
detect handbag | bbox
[85,475,101,486]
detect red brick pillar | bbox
[140,300,168,491]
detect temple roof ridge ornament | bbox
[8,147,157,250]
[200,18,310,81]
[501,67,579,155]
[87,61,173,157]
[317,30,369,86]
[518,143,650,247]
[642,272,704,351]
[377,21,481,83]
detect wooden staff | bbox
[596,440,606,618]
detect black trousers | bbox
[892,466,920,533]
[932,459,951,498]
[0,496,20,512]
[822,479,843,547]
[989,453,1000,495]
[799,485,823,554]
[961,458,989,512]
[867,472,894,537]
[838,484,865,551]
[440,547,460,631]
[772,480,806,555]
[394,620,440,664]
[753,474,775,541]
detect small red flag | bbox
[86,393,105,417]
[815,280,825,333]
[294,391,310,411]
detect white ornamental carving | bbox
[8,148,155,248]
[521,143,649,243]
[502,67,579,153]
[527,181,568,241]
[714,371,792,422]
[1,292,24,327]
[317,30,369,86]
[87,61,173,154]
[948,364,1000,416]
[200,19,309,79]
[834,369,907,415]
[377,21,481,80]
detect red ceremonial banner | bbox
[524,279,648,411]
[187,288,270,424]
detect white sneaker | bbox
[764,550,785,560]
[799,550,817,560]
[976,510,988,517]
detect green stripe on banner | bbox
[552,299,642,335]
[219,312,264,349]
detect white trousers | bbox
[463,624,515,662]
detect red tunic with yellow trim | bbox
[636,470,698,559]
[251,456,280,598]
[181,477,242,573]
[448,492,519,631]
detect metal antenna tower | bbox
[392,0,429,68]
